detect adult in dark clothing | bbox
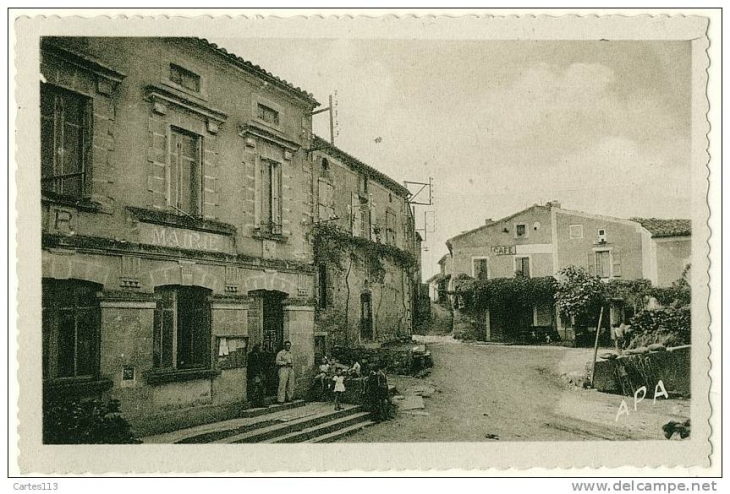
[367,366,392,422]
[247,344,266,408]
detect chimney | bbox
[548,201,561,209]
[485,218,493,225]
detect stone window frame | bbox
[251,95,285,133]
[161,56,209,102]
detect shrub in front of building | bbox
[43,397,141,444]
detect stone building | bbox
[40,37,322,434]
[310,136,419,353]
[445,202,691,342]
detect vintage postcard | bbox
[9,9,721,475]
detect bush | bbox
[628,306,691,349]
[43,397,141,444]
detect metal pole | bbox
[590,306,605,388]
[329,94,334,145]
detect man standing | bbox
[276,341,295,403]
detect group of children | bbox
[312,356,392,420]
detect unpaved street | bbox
[343,341,690,442]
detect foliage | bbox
[43,397,141,444]
[454,274,556,312]
[628,306,691,348]
[605,278,653,308]
[311,223,417,284]
[555,266,607,324]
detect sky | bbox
[211,38,692,279]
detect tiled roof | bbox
[193,38,320,107]
[312,135,410,197]
[631,218,691,238]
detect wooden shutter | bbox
[351,192,361,237]
[587,251,596,276]
[271,162,282,230]
[612,250,622,277]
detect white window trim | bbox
[569,224,584,239]
[513,254,533,278]
[514,222,529,239]
[471,256,490,279]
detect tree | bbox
[555,266,607,326]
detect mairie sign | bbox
[490,245,516,256]
[139,223,232,253]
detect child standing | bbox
[332,368,346,411]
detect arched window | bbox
[154,286,212,370]
[42,279,101,380]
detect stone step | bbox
[307,420,376,443]
[265,411,373,443]
[141,400,307,444]
[221,405,364,444]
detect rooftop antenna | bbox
[307,92,338,145]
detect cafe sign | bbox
[490,245,516,256]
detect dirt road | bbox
[342,341,690,442]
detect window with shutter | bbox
[351,193,362,237]
[169,128,202,216]
[42,279,101,380]
[595,250,611,279]
[153,286,212,370]
[260,159,282,234]
[41,84,92,199]
[515,256,531,278]
[587,251,596,276]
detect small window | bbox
[598,229,607,243]
[154,286,212,370]
[169,128,202,216]
[569,225,584,239]
[320,158,331,179]
[515,223,528,238]
[42,279,101,380]
[473,258,489,279]
[257,103,280,126]
[41,84,92,199]
[515,256,531,278]
[169,64,201,92]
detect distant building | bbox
[311,136,420,352]
[445,202,690,342]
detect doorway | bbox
[254,290,286,398]
[360,292,373,341]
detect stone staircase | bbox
[141,401,374,444]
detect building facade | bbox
[445,202,690,342]
[311,136,419,352]
[40,37,322,433]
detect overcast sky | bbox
[211,39,691,278]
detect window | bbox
[169,64,201,92]
[358,174,368,197]
[569,225,584,239]
[42,279,100,380]
[257,103,280,126]
[515,256,531,278]
[169,128,202,216]
[473,258,489,279]
[515,223,528,238]
[320,158,331,179]
[154,286,211,370]
[318,264,328,309]
[385,210,397,246]
[41,85,91,199]
[360,198,371,239]
[595,250,611,279]
[598,229,607,243]
[317,178,335,221]
[261,159,283,234]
